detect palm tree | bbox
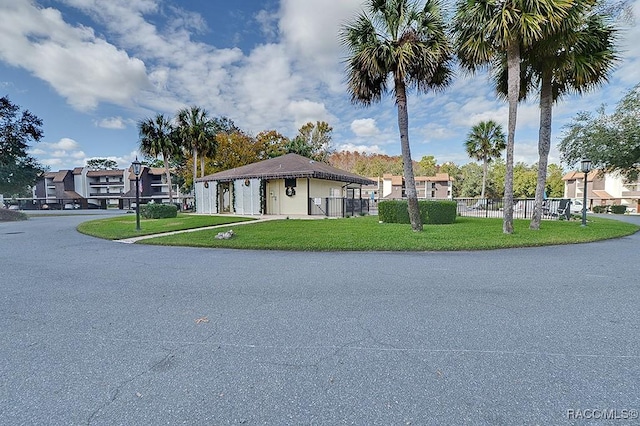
[464,120,506,200]
[525,4,618,230]
[453,0,573,234]
[138,113,177,203]
[341,0,453,232]
[175,106,214,191]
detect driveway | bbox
[1,213,639,425]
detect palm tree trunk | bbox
[192,147,198,193]
[530,71,553,230]
[395,78,422,232]
[481,157,488,200]
[163,156,174,204]
[200,156,205,178]
[503,43,519,234]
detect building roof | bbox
[86,169,125,177]
[52,170,71,183]
[72,167,84,175]
[415,173,454,182]
[562,169,600,181]
[63,190,84,199]
[198,153,375,185]
[592,190,615,199]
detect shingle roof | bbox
[52,170,70,183]
[86,170,125,177]
[562,169,600,181]
[63,190,84,199]
[197,153,374,185]
[592,190,615,199]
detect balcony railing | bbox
[89,181,124,186]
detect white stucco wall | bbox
[266,178,307,215]
[604,172,625,198]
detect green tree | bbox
[0,96,46,195]
[86,158,118,170]
[213,131,262,171]
[256,130,289,159]
[454,0,573,233]
[546,163,565,197]
[176,106,215,191]
[464,120,506,200]
[286,121,334,162]
[493,0,618,229]
[488,158,506,198]
[138,113,178,203]
[513,163,538,198]
[559,83,640,181]
[458,162,483,198]
[439,162,461,197]
[416,155,438,176]
[342,0,453,232]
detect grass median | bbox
[133,215,639,251]
[76,213,255,240]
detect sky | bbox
[1,0,639,172]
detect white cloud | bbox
[287,100,333,131]
[336,143,384,154]
[255,9,279,40]
[42,138,81,151]
[350,118,379,137]
[96,117,127,129]
[0,2,149,110]
[41,158,63,167]
[278,0,363,92]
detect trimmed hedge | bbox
[379,200,456,224]
[610,205,627,214]
[0,209,28,221]
[140,203,178,219]
[592,205,608,213]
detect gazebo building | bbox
[194,153,374,217]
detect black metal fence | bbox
[455,198,575,220]
[309,198,370,217]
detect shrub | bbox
[140,203,178,219]
[379,200,456,224]
[592,205,608,213]
[610,205,627,214]
[0,209,28,221]
[378,200,410,224]
[420,200,457,224]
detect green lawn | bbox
[76,213,255,240]
[137,215,639,251]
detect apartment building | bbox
[362,173,454,201]
[563,169,640,212]
[34,165,177,209]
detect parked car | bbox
[570,199,584,214]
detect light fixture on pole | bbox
[132,157,142,231]
[580,158,591,227]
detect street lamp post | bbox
[580,158,591,227]
[132,157,142,231]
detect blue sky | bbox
[1,0,639,172]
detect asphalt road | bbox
[1,213,639,425]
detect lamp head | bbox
[132,157,142,176]
[580,158,592,174]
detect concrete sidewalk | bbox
[115,214,331,244]
[115,216,280,244]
